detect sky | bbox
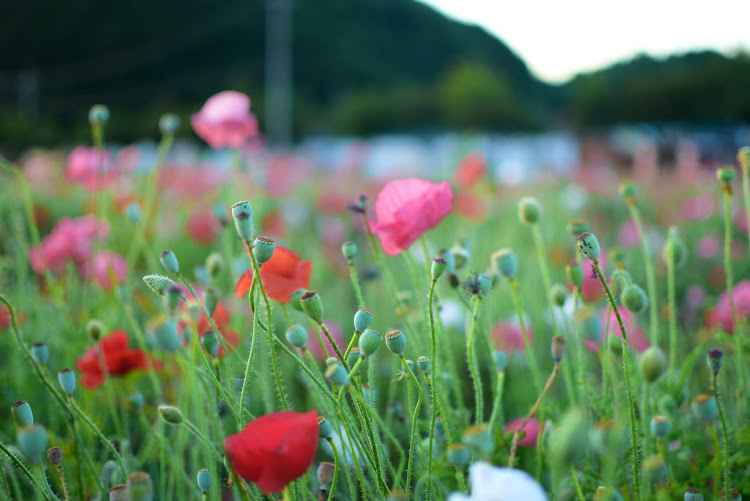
[421,0,750,83]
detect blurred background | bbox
[1,0,749,172]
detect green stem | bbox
[741,159,750,257]
[38,464,61,501]
[400,356,423,496]
[570,467,585,501]
[594,260,640,501]
[326,438,340,501]
[627,203,658,346]
[712,371,730,496]
[347,260,365,308]
[666,231,678,378]
[240,280,261,425]
[508,281,543,394]
[488,371,506,432]
[0,442,52,501]
[531,223,561,338]
[426,277,438,501]
[467,296,484,423]
[708,425,721,501]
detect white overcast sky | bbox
[420,0,750,83]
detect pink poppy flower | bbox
[85,251,128,291]
[504,417,541,447]
[157,163,231,199]
[306,321,344,362]
[191,91,259,149]
[696,235,720,260]
[65,145,140,192]
[680,195,714,221]
[491,321,533,353]
[617,220,643,248]
[28,216,109,274]
[580,250,607,304]
[369,178,453,256]
[264,154,311,198]
[185,208,221,246]
[584,308,650,353]
[706,280,750,334]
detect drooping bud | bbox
[58,369,76,395]
[11,401,34,427]
[341,241,357,261]
[86,319,106,341]
[143,275,175,296]
[158,405,184,425]
[285,324,308,348]
[707,348,723,375]
[88,104,110,126]
[431,257,447,280]
[518,196,542,224]
[159,113,180,135]
[353,308,372,332]
[231,201,254,241]
[358,329,382,357]
[31,342,49,365]
[385,330,407,356]
[253,236,275,265]
[551,336,566,363]
[317,416,333,439]
[46,446,63,466]
[416,356,431,372]
[317,462,335,488]
[621,284,648,314]
[301,291,324,323]
[196,469,212,494]
[639,347,667,383]
[576,232,601,260]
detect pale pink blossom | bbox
[696,235,720,260]
[28,216,109,274]
[85,251,128,291]
[504,417,542,448]
[706,280,750,334]
[585,308,650,353]
[491,321,533,353]
[306,321,345,362]
[191,91,258,149]
[65,145,140,192]
[185,208,221,246]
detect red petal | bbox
[234,270,254,299]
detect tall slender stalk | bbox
[626,202,658,346]
[466,296,484,423]
[712,371,730,496]
[666,230,678,377]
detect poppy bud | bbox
[662,228,687,268]
[707,348,723,375]
[551,336,566,363]
[518,196,541,224]
[719,488,742,500]
[128,393,145,414]
[127,471,153,500]
[125,203,142,224]
[551,284,567,308]
[618,182,638,202]
[86,319,105,341]
[385,330,406,356]
[324,360,349,386]
[285,324,308,348]
[206,252,224,280]
[47,446,63,466]
[477,274,492,296]
[231,201,254,241]
[142,275,175,297]
[290,289,306,312]
[202,332,220,357]
[159,249,180,274]
[17,425,48,462]
[159,113,180,134]
[650,415,671,438]
[716,167,736,184]
[346,348,363,370]
[317,462,335,490]
[576,232,601,260]
[493,351,508,372]
[607,335,623,356]
[446,444,470,468]
[31,342,49,365]
[491,248,518,280]
[358,329,382,358]
[621,284,648,314]
[416,356,430,372]
[431,257,447,280]
[341,241,357,261]
[253,236,275,265]
[567,220,591,237]
[461,424,493,456]
[158,405,184,425]
[88,104,110,125]
[684,488,703,501]
[317,416,333,439]
[639,347,666,383]
[58,369,76,395]
[691,394,718,422]
[451,246,470,271]
[563,268,584,297]
[301,291,324,323]
[439,249,457,274]
[353,308,372,332]
[203,288,219,316]
[109,485,128,501]
[196,468,211,493]
[643,456,667,485]
[11,401,33,427]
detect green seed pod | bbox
[353,308,372,332]
[16,425,48,462]
[431,257,447,280]
[11,401,34,427]
[566,263,583,289]
[205,252,224,280]
[639,347,667,383]
[662,229,687,268]
[46,446,63,466]
[86,319,106,341]
[416,356,430,372]
[126,471,153,501]
[621,284,648,314]
[317,462,335,488]
[493,351,508,372]
[301,291,324,323]
[358,329,382,357]
[196,469,212,493]
[159,113,180,135]
[551,336,566,363]
[567,220,591,237]
[461,424,493,456]
[58,369,76,395]
[201,332,219,357]
[341,241,357,261]
[618,182,638,202]
[446,444,470,468]
[490,248,518,279]
[650,415,671,438]
[231,201,254,241]
[346,348,363,370]
[289,288,306,311]
[317,416,333,439]
[324,360,349,386]
[477,274,492,296]
[385,330,407,356]
[643,456,667,485]
[253,236,275,265]
[684,488,704,501]
[518,196,542,224]
[31,342,49,365]
[716,167,736,184]
[159,249,180,274]
[576,232,601,260]
[158,405,184,425]
[109,485,128,501]
[691,394,718,422]
[285,324,308,348]
[88,104,110,125]
[551,283,567,308]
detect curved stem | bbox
[594,260,640,501]
[712,371,730,496]
[627,203,658,346]
[326,439,340,501]
[400,356,423,496]
[488,371,506,432]
[39,464,61,501]
[0,442,52,501]
[240,280,261,426]
[467,296,484,423]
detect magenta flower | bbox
[369,178,453,256]
[28,216,109,274]
[191,91,258,149]
[707,280,750,334]
[503,417,541,447]
[491,321,533,353]
[85,251,128,291]
[696,235,720,260]
[65,145,140,192]
[584,308,650,353]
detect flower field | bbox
[1,92,750,501]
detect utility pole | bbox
[265,0,293,148]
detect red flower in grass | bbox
[76,330,161,390]
[234,246,312,303]
[369,178,453,256]
[225,410,318,494]
[195,302,240,358]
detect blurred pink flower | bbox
[85,251,128,291]
[686,284,706,309]
[617,220,643,248]
[453,192,488,221]
[491,321,533,353]
[580,250,607,304]
[585,308,649,353]
[369,178,453,256]
[504,417,541,447]
[696,235,720,260]
[191,91,258,149]
[454,152,486,190]
[28,216,109,274]
[265,154,311,198]
[306,321,345,362]
[735,210,749,234]
[21,152,60,195]
[185,208,221,246]
[706,280,750,334]
[158,164,231,199]
[65,145,140,192]
[680,195,714,221]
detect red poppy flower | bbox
[195,302,240,357]
[225,410,318,494]
[454,152,486,190]
[234,246,312,303]
[75,329,161,390]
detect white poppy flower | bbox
[447,462,548,501]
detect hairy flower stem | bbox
[0,442,52,501]
[426,276,439,500]
[39,464,61,501]
[712,371,730,496]
[467,296,484,423]
[240,280,261,426]
[627,203,659,346]
[326,438,340,501]
[488,371,506,432]
[708,426,721,500]
[666,230,678,378]
[594,260,640,501]
[741,154,750,257]
[400,356,423,496]
[54,463,69,501]
[346,258,365,308]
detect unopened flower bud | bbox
[359,329,382,357]
[324,360,349,386]
[201,332,219,357]
[621,284,648,314]
[205,252,224,280]
[707,348,723,375]
[159,113,180,135]
[290,288,306,311]
[353,308,372,332]
[716,167,736,184]
[566,263,583,289]
[639,347,667,383]
[11,401,34,427]
[341,241,357,261]
[518,196,541,224]
[17,425,48,462]
[31,342,49,365]
[643,456,667,485]
[86,319,105,341]
[691,394,718,422]
[46,446,63,466]
[618,182,638,202]
[385,330,407,356]
[143,275,175,296]
[317,462,335,488]
[417,356,431,372]
[551,284,567,307]
[253,236,275,265]
[431,257,447,280]
[285,324,308,348]
[196,469,211,493]
[58,369,76,395]
[446,444,470,468]
[577,232,601,260]
[159,249,180,274]
[491,248,518,279]
[158,405,184,425]
[551,336,566,363]
[88,104,110,125]
[231,201,254,241]
[317,416,333,439]
[650,415,671,438]
[301,291,324,323]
